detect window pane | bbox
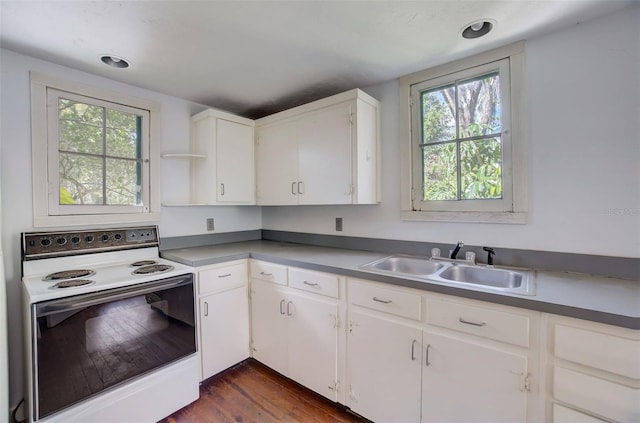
[421,84,456,143]
[106,110,140,159]
[457,72,501,138]
[59,153,103,205]
[58,99,104,155]
[423,143,457,201]
[106,158,141,205]
[460,138,502,200]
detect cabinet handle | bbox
[425,344,431,366]
[291,182,297,195]
[218,273,232,278]
[259,272,273,277]
[303,281,319,287]
[279,299,285,315]
[372,296,392,304]
[286,301,293,316]
[459,317,486,327]
[411,340,417,361]
[204,301,209,317]
[298,181,305,194]
[220,183,225,196]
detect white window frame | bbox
[399,42,527,224]
[31,72,161,227]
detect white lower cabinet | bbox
[546,316,640,423]
[347,277,538,423]
[197,260,250,381]
[422,331,529,423]
[199,286,250,379]
[348,308,423,423]
[249,263,342,402]
[250,279,289,375]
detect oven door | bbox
[31,273,196,420]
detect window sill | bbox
[401,210,527,224]
[34,212,160,228]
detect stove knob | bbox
[40,238,52,247]
[56,237,67,246]
[85,235,94,243]
[101,234,110,242]
[114,233,122,241]
[71,236,81,244]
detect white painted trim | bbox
[30,72,161,227]
[401,210,527,224]
[398,41,528,223]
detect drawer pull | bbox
[373,297,392,304]
[303,281,319,287]
[204,301,209,317]
[411,340,417,361]
[279,299,285,315]
[260,272,273,277]
[459,317,486,327]
[218,273,232,278]
[425,344,431,366]
[287,301,293,316]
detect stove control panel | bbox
[23,226,159,259]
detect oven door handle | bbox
[34,273,194,316]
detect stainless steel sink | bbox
[359,255,535,295]
[438,265,525,289]
[360,255,444,276]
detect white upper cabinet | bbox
[255,89,380,205]
[191,109,256,205]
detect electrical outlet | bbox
[335,217,343,232]
[206,218,214,231]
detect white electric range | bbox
[22,226,199,423]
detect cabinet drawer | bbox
[555,324,640,378]
[199,262,247,295]
[249,260,288,285]
[552,404,607,423]
[349,279,421,321]
[425,298,530,347]
[289,267,339,299]
[553,366,639,423]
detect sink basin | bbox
[438,265,527,289]
[360,255,444,276]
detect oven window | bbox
[33,277,196,419]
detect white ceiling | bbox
[0,0,633,119]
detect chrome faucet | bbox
[450,241,464,259]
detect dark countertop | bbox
[161,240,640,329]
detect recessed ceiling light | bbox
[100,54,130,69]
[461,20,495,39]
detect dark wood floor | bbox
[159,359,369,423]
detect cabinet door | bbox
[422,331,528,423]
[297,102,353,205]
[216,119,255,203]
[286,291,339,401]
[348,309,422,423]
[250,280,288,375]
[255,121,298,205]
[199,286,250,380]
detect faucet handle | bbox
[483,247,496,265]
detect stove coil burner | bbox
[133,264,173,275]
[131,260,157,267]
[52,279,95,289]
[43,269,96,281]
